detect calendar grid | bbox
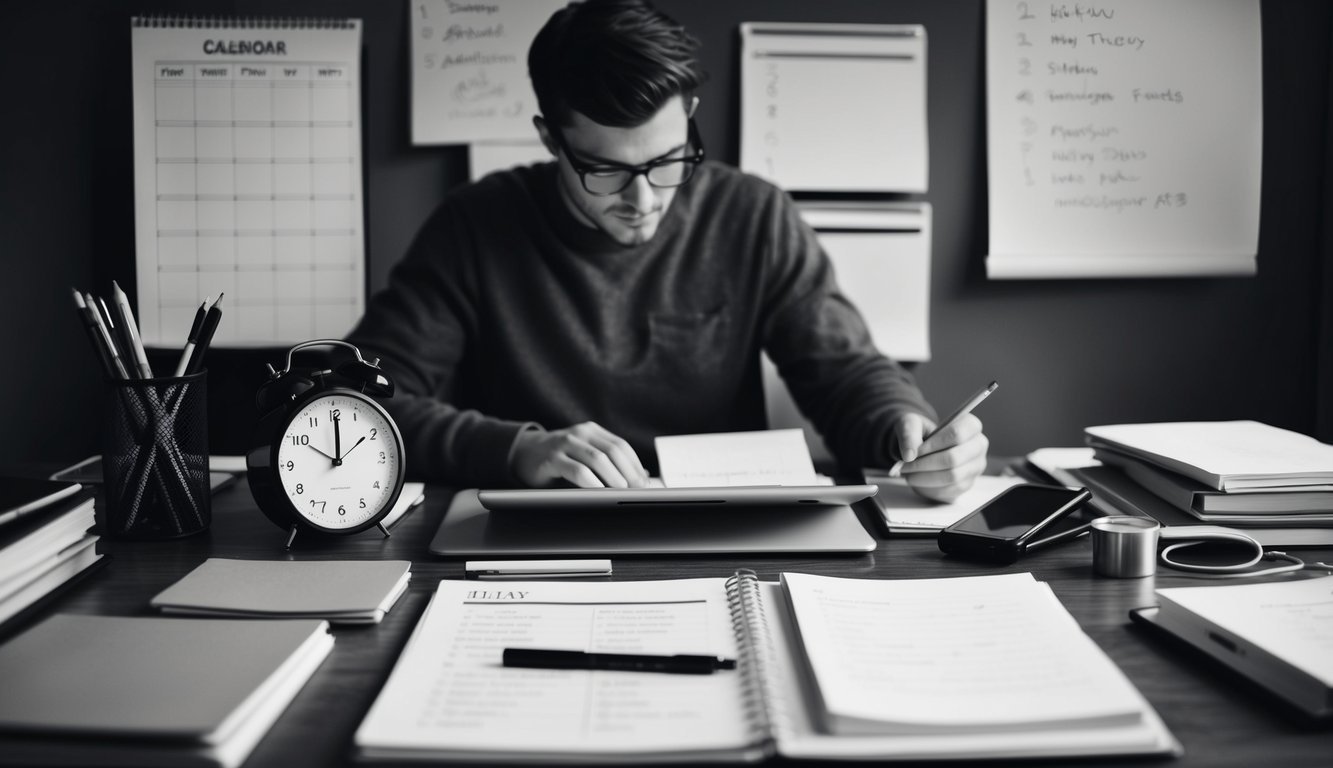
[133,20,365,347]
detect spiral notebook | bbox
[131,16,366,347]
[355,573,1178,762]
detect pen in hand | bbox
[889,380,997,478]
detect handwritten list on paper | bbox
[412,0,567,145]
[985,0,1262,278]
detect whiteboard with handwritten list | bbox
[131,17,366,346]
[986,0,1262,278]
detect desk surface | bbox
[15,481,1333,768]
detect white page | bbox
[468,140,551,181]
[985,0,1261,278]
[740,23,927,193]
[757,582,1178,760]
[131,19,366,346]
[411,0,567,144]
[655,429,819,487]
[1156,578,1333,685]
[870,474,1022,529]
[780,572,1145,733]
[798,202,931,362]
[356,579,751,757]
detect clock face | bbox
[275,392,402,531]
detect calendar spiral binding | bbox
[725,568,787,756]
[132,16,357,30]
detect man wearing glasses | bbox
[346,0,988,502]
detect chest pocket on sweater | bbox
[647,306,732,374]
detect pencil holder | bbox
[101,371,210,540]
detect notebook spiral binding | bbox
[725,569,783,753]
[132,16,357,30]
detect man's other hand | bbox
[511,422,651,488]
[892,413,989,503]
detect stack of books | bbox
[0,477,102,633]
[1059,421,1333,546]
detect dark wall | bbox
[1,0,1328,467]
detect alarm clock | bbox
[246,340,406,549]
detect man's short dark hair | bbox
[529,0,705,128]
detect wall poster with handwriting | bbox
[985,0,1261,278]
[131,17,366,347]
[412,0,567,145]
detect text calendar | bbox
[132,17,365,346]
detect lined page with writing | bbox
[780,572,1144,734]
[356,579,755,760]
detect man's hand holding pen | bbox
[890,381,996,503]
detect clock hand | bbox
[339,435,368,460]
[307,444,338,462]
[333,414,342,462]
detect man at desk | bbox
[346,0,987,501]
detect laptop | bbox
[430,489,878,556]
[476,483,878,511]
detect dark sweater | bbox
[346,161,935,485]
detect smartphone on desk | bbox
[937,483,1093,564]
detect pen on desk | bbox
[888,380,998,478]
[85,292,131,380]
[174,296,212,377]
[185,293,223,375]
[502,648,737,675]
[111,280,154,379]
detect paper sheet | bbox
[781,572,1146,733]
[655,429,820,487]
[871,474,1023,531]
[740,23,927,193]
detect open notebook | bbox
[355,573,1178,762]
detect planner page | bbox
[780,571,1145,734]
[131,18,366,346]
[356,579,756,760]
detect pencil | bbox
[889,381,998,477]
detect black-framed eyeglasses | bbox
[553,120,705,196]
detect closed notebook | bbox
[0,614,332,768]
[152,558,411,624]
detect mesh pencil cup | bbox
[101,370,210,539]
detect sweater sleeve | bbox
[345,202,536,486]
[757,188,938,471]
